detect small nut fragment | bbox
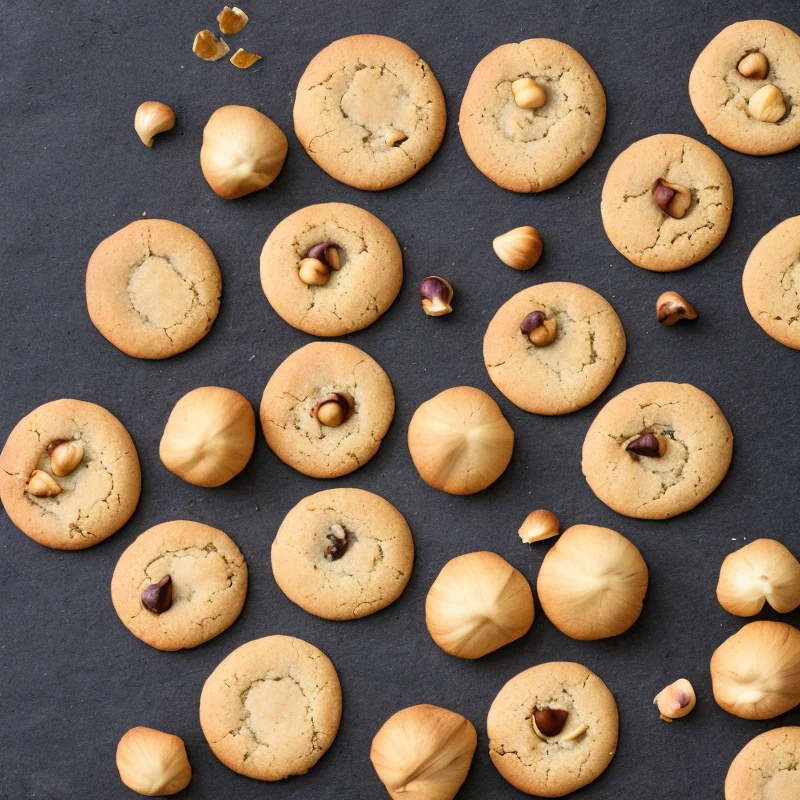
[657,291,697,326]
[26,469,61,497]
[217,5,248,34]
[520,311,557,346]
[560,722,589,742]
[230,48,261,69]
[298,257,330,286]
[141,575,172,614]
[533,707,569,737]
[312,392,352,428]
[738,52,769,80]
[134,101,176,148]
[493,226,543,270]
[48,440,84,477]
[519,509,560,543]
[192,30,229,61]
[307,242,341,270]
[324,523,349,561]
[384,128,408,147]
[626,433,667,458]
[511,77,547,109]
[748,84,786,123]
[419,276,453,316]
[116,726,192,796]
[654,679,696,722]
[652,178,692,219]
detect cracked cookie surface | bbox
[582,382,733,519]
[458,39,606,193]
[260,342,394,478]
[601,134,733,272]
[271,488,413,620]
[484,282,625,415]
[260,203,402,336]
[111,520,247,651]
[487,661,618,797]
[86,219,221,359]
[293,34,446,190]
[0,399,141,549]
[725,726,800,799]
[199,635,342,781]
[742,216,800,348]
[689,20,800,156]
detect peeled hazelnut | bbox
[324,523,349,560]
[419,276,453,316]
[654,679,696,722]
[307,242,341,270]
[159,387,256,488]
[141,575,172,614]
[217,5,248,34]
[230,48,262,69]
[657,291,697,326]
[48,440,84,477]
[385,129,408,147]
[533,707,569,738]
[312,392,352,428]
[519,510,560,543]
[370,704,477,800]
[652,178,692,219]
[748,84,786,123]
[520,310,557,346]
[134,101,176,148]
[116,726,192,796]
[717,539,800,616]
[298,257,331,286]
[738,52,769,80]
[26,469,61,497]
[200,105,288,199]
[426,551,534,659]
[493,226,543,270]
[626,432,667,457]
[511,77,547,109]
[192,30,229,61]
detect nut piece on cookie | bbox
[312,392,353,428]
[654,679,696,722]
[323,523,349,560]
[657,291,697,326]
[652,178,692,219]
[748,84,786,124]
[419,276,453,316]
[141,575,173,614]
[26,469,61,497]
[737,51,769,79]
[48,440,84,477]
[217,6,248,35]
[520,310,557,346]
[511,77,547,109]
[116,726,192,797]
[532,706,569,738]
[384,128,408,147]
[493,226,543,270]
[626,432,667,457]
[134,101,176,148]
[192,30,229,61]
[519,509,560,543]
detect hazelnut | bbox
[192,30,229,61]
[748,84,786,123]
[217,6,249,35]
[298,257,331,286]
[48,440,84,477]
[426,551,534,659]
[384,129,408,147]
[654,679,696,722]
[520,310,557,346]
[418,276,453,317]
[533,707,569,738]
[159,387,256,488]
[306,242,341,270]
[518,509,560,543]
[493,226,543,270]
[560,722,589,742]
[370,705,477,800]
[230,48,262,69]
[116,726,192,796]
[737,52,769,80]
[324,523,349,560]
[26,469,61,497]
[141,575,173,614]
[652,178,692,219]
[657,291,697,326]
[312,392,352,428]
[716,539,800,616]
[134,101,176,148]
[511,77,547,109]
[626,432,667,457]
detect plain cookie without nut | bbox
[725,727,800,799]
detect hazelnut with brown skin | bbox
[141,575,172,614]
[654,679,696,722]
[652,178,692,219]
[419,276,453,316]
[626,433,667,458]
[520,311,557,346]
[324,523,349,561]
[738,52,769,80]
[657,291,697,326]
[312,393,352,427]
[533,707,569,738]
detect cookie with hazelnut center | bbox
[725,727,800,799]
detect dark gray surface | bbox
[1,1,799,797]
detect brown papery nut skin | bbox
[116,726,192,796]
[652,178,692,219]
[626,433,667,458]
[141,575,173,614]
[519,510,560,543]
[657,291,697,326]
[533,707,569,737]
[192,30,229,61]
[493,226,543,270]
[520,311,557,346]
[654,679,696,722]
[419,276,453,316]
[307,242,341,270]
[218,6,249,35]
[738,52,769,79]
[230,49,262,69]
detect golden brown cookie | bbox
[725,727,800,799]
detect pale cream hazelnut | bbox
[536,524,648,640]
[26,469,61,497]
[48,440,84,477]
[654,679,696,722]
[134,101,176,148]
[200,105,288,199]
[511,77,547,109]
[116,726,191,796]
[192,30,229,61]
[748,84,786,123]
[159,386,255,488]
[710,620,800,719]
[717,539,800,616]
[298,257,331,286]
[370,704,477,800]
[738,52,769,79]
[408,386,514,495]
[519,509,560,543]
[492,226,543,270]
[426,551,534,659]
[217,5,248,34]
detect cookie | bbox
[111,520,247,651]
[294,35,446,190]
[199,635,342,781]
[601,134,733,272]
[725,727,800,799]
[742,216,800,348]
[483,282,626,415]
[689,20,800,156]
[459,39,606,192]
[582,382,733,519]
[86,219,221,359]
[0,399,141,550]
[271,488,413,620]
[260,342,394,478]
[260,203,403,337]
[487,661,618,797]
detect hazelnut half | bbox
[657,291,697,326]
[493,226,543,270]
[324,523,349,561]
[652,178,692,219]
[26,469,62,497]
[141,575,173,614]
[511,77,547,109]
[48,440,84,477]
[192,30,229,61]
[217,6,248,35]
[426,551,534,659]
[419,276,453,316]
[654,679,696,722]
[748,84,786,123]
[519,510,560,543]
[738,52,769,80]
[312,392,352,428]
[134,101,176,148]
[116,726,192,796]
[626,432,667,458]
[533,707,569,738]
[520,311,557,346]
[298,257,331,286]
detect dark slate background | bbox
[1,1,799,797]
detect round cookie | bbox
[86,219,221,359]
[260,342,394,478]
[111,520,247,651]
[484,282,626,415]
[272,488,413,620]
[260,203,403,337]
[487,661,618,797]
[582,382,733,520]
[743,216,800,348]
[725,727,800,799]
[601,134,733,272]
[459,39,606,192]
[0,399,141,550]
[689,20,800,156]
[199,635,342,781]
[294,35,446,190]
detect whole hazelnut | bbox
[519,510,560,543]
[26,469,62,497]
[312,393,352,428]
[737,52,769,80]
[492,226,543,270]
[654,679,696,722]
[306,242,341,270]
[657,291,697,326]
[520,311,557,346]
[419,276,453,316]
[47,440,84,477]
[748,84,786,123]
[626,432,667,458]
[134,101,176,148]
[511,77,547,109]
[116,726,192,796]
[652,178,692,219]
